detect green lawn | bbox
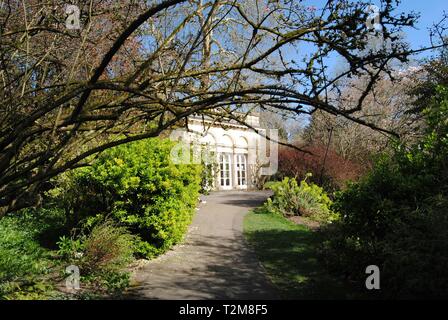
[244,208,352,299]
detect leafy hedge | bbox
[320,86,448,298]
[50,138,202,258]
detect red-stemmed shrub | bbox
[276,144,366,191]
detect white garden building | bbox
[170,113,277,191]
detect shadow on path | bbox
[126,191,278,300]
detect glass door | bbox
[236,154,247,188]
[219,153,232,189]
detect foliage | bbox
[0,207,135,299]
[2,281,55,300]
[57,220,136,296]
[200,163,215,194]
[95,271,132,295]
[0,137,201,299]
[320,86,448,298]
[0,0,425,216]
[199,149,218,195]
[50,138,202,258]
[81,221,135,274]
[0,216,52,299]
[303,71,422,165]
[80,221,135,296]
[410,54,448,114]
[264,175,339,224]
[56,236,84,260]
[277,144,364,191]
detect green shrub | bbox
[320,86,448,298]
[264,175,339,223]
[50,138,202,258]
[81,221,135,274]
[56,220,136,296]
[200,162,218,195]
[79,221,135,295]
[93,271,131,295]
[56,236,84,260]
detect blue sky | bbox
[294,0,447,74]
[277,1,447,131]
[395,0,447,51]
[301,0,447,49]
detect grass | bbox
[244,208,353,299]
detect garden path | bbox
[127,191,279,300]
